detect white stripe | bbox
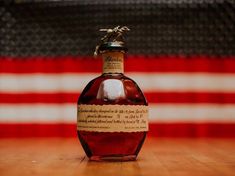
[0,73,96,93]
[1,73,235,93]
[149,104,235,122]
[0,104,75,123]
[129,73,235,92]
[1,104,235,123]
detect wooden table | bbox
[0,137,234,176]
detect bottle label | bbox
[102,52,124,74]
[77,105,148,132]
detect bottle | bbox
[77,26,148,161]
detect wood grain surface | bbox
[0,137,234,176]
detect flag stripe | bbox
[1,56,235,73]
[0,123,235,138]
[0,123,76,138]
[146,92,235,104]
[148,123,235,138]
[1,104,235,123]
[1,56,235,138]
[1,92,235,104]
[1,73,235,92]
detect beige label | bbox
[102,52,124,73]
[77,105,148,132]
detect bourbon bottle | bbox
[77,26,148,161]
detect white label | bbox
[102,52,124,73]
[77,105,148,132]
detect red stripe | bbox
[0,93,80,104]
[149,123,235,138]
[0,56,101,73]
[0,123,234,138]
[146,92,235,104]
[1,92,235,104]
[0,123,76,138]
[1,56,235,73]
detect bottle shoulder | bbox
[88,74,138,85]
[78,74,148,105]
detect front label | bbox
[77,105,148,132]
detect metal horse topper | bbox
[94,26,130,56]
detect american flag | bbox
[1,55,235,137]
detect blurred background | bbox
[0,0,235,138]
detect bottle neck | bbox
[102,51,124,74]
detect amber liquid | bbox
[77,73,148,161]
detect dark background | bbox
[1,0,235,57]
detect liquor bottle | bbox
[77,26,148,161]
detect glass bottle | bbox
[77,26,148,161]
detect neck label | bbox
[102,52,124,74]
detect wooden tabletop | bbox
[0,137,234,176]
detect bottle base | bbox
[89,154,137,162]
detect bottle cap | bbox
[94,26,130,56]
[99,41,127,53]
